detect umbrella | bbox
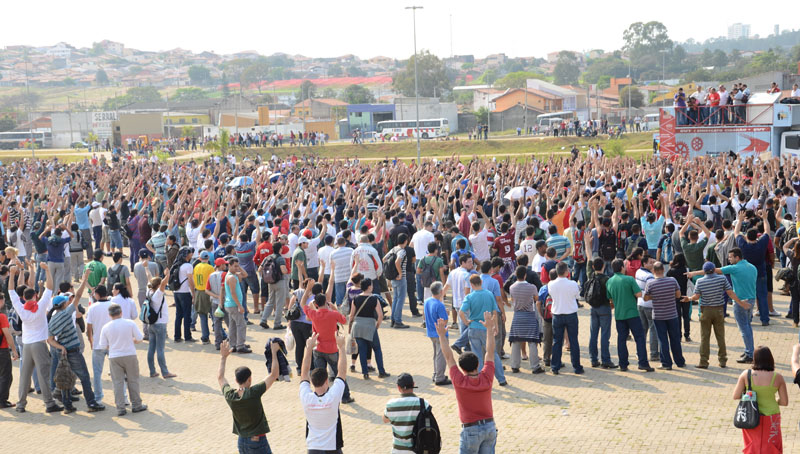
[269,172,282,183]
[504,186,538,200]
[227,176,254,187]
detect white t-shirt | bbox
[11,289,53,344]
[300,378,345,451]
[446,267,472,309]
[89,207,107,228]
[531,253,548,275]
[111,294,138,320]
[547,277,580,315]
[411,229,435,260]
[517,238,538,264]
[177,262,194,293]
[148,289,169,324]
[98,318,143,358]
[635,268,654,308]
[186,225,202,256]
[318,245,334,276]
[86,299,113,350]
[305,237,322,268]
[469,228,490,263]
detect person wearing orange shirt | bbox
[708,88,721,125]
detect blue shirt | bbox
[721,260,757,300]
[546,234,570,258]
[480,274,501,298]
[736,235,769,277]
[460,289,498,331]
[74,205,91,230]
[641,216,666,249]
[45,235,69,263]
[423,297,448,338]
[235,241,257,273]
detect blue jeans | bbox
[35,252,48,293]
[589,305,612,364]
[467,327,506,383]
[733,300,755,357]
[654,318,685,368]
[92,349,108,403]
[147,323,171,376]
[551,312,582,373]
[58,347,99,407]
[572,261,587,294]
[109,229,123,249]
[415,272,424,305]
[452,314,471,351]
[334,281,347,306]
[756,275,769,324]
[312,351,351,400]
[92,225,103,250]
[616,317,650,369]
[174,292,194,340]
[198,313,210,342]
[391,278,407,323]
[459,420,497,454]
[237,435,272,454]
[355,336,386,375]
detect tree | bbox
[90,42,105,57]
[62,77,76,86]
[581,56,628,84]
[181,125,197,138]
[95,69,109,85]
[328,65,343,77]
[188,65,212,85]
[171,87,209,102]
[711,49,727,68]
[619,86,644,108]
[622,21,673,69]
[0,116,16,132]
[222,59,251,87]
[392,50,451,98]
[474,107,488,124]
[553,51,580,85]
[241,59,271,93]
[494,71,545,89]
[102,86,162,110]
[475,69,498,85]
[322,87,338,98]
[346,65,366,77]
[342,84,375,104]
[297,80,316,102]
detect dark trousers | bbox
[80,228,92,260]
[406,271,418,314]
[92,225,103,251]
[313,351,351,400]
[129,238,143,269]
[174,292,194,341]
[616,316,651,369]
[0,348,11,403]
[290,321,312,373]
[57,347,98,407]
[355,336,386,375]
[676,300,691,338]
[653,318,685,368]
[551,312,581,372]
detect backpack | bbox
[624,234,643,257]
[710,205,723,231]
[584,275,609,308]
[741,92,749,103]
[383,248,400,281]
[418,256,437,288]
[8,307,22,333]
[140,291,165,325]
[599,229,617,261]
[411,398,441,454]
[661,234,674,263]
[261,255,282,285]
[168,262,186,291]
[107,264,123,288]
[542,293,554,321]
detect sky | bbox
[1,0,796,60]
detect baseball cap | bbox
[200,251,210,261]
[302,229,313,239]
[214,257,228,267]
[52,295,70,307]
[219,233,230,243]
[138,249,150,258]
[396,373,417,389]
[256,216,265,225]
[297,236,309,244]
[702,262,715,274]
[91,201,100,208]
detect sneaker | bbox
[551,369,559,375]
[498,381,508,386]
[434,378,452,386]
[88,404,106,412]
[273,324,286,330]
[246,321,254,326]
[393,323,410,329]
[367,366,376,372]
[511,368,520,373]
[411,312,422,317]
[638,366,655,372]
[163,373,177,378]
[46,404,65,413]
[719,363,727,368]
[132,404,148,413]
[15,407,25,413]
[619,366,628,372]
[769,310,780,317]
[378,372,391,379]
[174,338,183,343]
[362,374,370,380]
[574,368,585,375]
[695,364,709,369]
[117,409,127,416]
[500,354,510,360]
[451,345,462,355]
[658,365,672,370]
[761,321,769,326]
[737,356,753,364]
[237,347,253,354]
[684,336,692,342]
[201,339,211,345]
[185,338,198,343]
[601,363,619,369]
[341,396,355,404]
[64,406,77,414]
[544,360,551,367]
[70,389,82,396]
[350,365,356,372]
[591,361,601,368]
[532,367,546,374]
[0,401,15,408]
[259,322,270,329]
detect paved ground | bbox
[3,254,799,453]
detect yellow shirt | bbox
[193,262,214,291]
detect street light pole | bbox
[406,5,423,164]
[627,60,632,123]
[661,50,667,107]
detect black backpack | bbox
[107,264,123,288]
[412,398,441,454]
[710,205,723,231]
[261,255,282,285]
[383,248,400,281]
[418,256,437,287]
[599,229,617,262]
[584,275,609,308]
[168,262,186,291]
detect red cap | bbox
[214,258,228,267]
[302,229,313,239]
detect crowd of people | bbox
[2,149,800,453]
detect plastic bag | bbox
[284,326,295,351]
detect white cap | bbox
[91,202,100,208]
[297,236,309,244]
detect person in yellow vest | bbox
[193,252,215,345]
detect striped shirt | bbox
[644,277,679,320]
[509,281,538,312]
[384,395,431,453]
[330,247,354,283]
[147,232,167,257]
[693,273,731,307]
[546,234,570,258]
[48,304,80,350]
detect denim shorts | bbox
[240,272,260,295]
[109,229,123,249]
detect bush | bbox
[606,139,625,158]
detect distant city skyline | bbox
[2,0,796,60]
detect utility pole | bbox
[627,60,632,122]
[523,87,528,135]
[661,50,667,107]
[235,90,240,136]
[166,94,171,140]
[449,14,453,58]
[406,5,423,163]
[24,50,34,158]
[67,95,74,146]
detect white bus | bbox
[376,118,450,140]
[0,131,53,150]
[536,111,576,129]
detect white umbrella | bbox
[227,176,254,187]
[504,186,537,200]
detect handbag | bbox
[285,301,302,321]
[284,326,295,351]
[733,370,760,429]
[54,350,77,392]
[345,295,371,356]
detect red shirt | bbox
[451,361,494,423]
[0,313,9,349]
[708,91,720,107]
[492,230,515,259]
[303,305,346,354]
[253,241,274,267]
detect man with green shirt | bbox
[719,248,756,364]
[218,339,280,454]
[606,259,654,372]
[679,214,711,273]
[382,373,432,453]
[85,249,107,301]
[291,237,309,290]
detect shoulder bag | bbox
[733,369,760,429]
